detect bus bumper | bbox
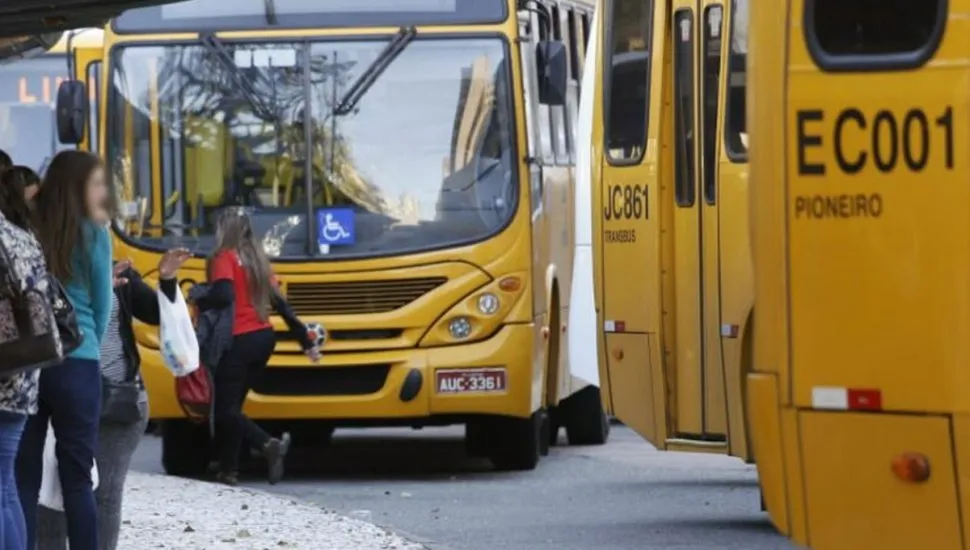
[143,323,536,422]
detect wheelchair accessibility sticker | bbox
[316,208,355,253]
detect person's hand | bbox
[305,346,321,363]
[158,248,191,279]
[113,259,132,287]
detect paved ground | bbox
[118,472,424,549]
[131,425,797,550]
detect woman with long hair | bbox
[195,208,320,486]
[16,150,113,550]
[0,156,56,550]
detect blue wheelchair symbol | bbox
[316,208,355,246]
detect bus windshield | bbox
[0,55,74,172]
[108,37,517,259]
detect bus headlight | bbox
[448,317,473,339]
[477,293,499,315]
[419,272,527,347]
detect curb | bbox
[118,471,427,549]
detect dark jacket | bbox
[115,268,177,383]
[188,283,234,371]
[194,278,313,351]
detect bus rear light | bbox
[847,388,882,411]
[891,452,931,483]
[811,387,882,411]
[498,277,521,292]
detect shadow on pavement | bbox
[236,430,509,482]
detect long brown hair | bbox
[208,208,273,320]
[0,166,39,231]
[34,150,105,282]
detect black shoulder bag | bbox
[101,369,143,424]
[49,277,82,355]
[0,241,63,375]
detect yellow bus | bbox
[747,1,963,548]
[56,0,609,475]
[579,0,753,459]
[0,28,102,171]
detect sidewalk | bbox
[119,471,427,549]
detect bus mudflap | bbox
[799,411,961,550]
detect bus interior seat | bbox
[183,116,231,210]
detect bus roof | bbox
[47,28,104,54]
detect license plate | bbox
[435,368,507,394]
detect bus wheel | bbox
[547,407,562,448]
[464,421,490,458]
[161,419,210,478]
[488,410,546,471]
[562,386,610,446]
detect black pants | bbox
[214,328,275,473]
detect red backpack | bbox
[175,302,213,421]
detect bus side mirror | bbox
[56,79,88,145]
[536,40,567,106]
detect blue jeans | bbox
[17,358,101,550]
[0,411,26,550]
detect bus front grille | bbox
[285,277,447,315]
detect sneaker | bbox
[216,471,239,486]
[263,432,291,485]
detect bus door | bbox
[668,0,727,442]
[599,0,664,443]
[70,43,102,153]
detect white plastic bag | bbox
[159,287,200,378]
[39,422,98,511]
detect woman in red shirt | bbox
[196,209,320,486]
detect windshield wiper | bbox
[263,0,278,25]
[333,26,417,116]
[200,33,275,121]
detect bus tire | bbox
[547,407,562,447]
[539,410,551,457]
[488,411,545,471]
[161,419,210,478]
[562,386,610,446]
[464,421,490,458]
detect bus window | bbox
[806,0,945,66]
[549,4,569,165]
[581,13,590,49]
[86,60,101,154]
[724,0,746,159]
[604,0,653,163]
[532,11,555,164]
[702,5,723,204]
[107,49,157,233]
[673,10,696,207]
[566,9,580,81]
